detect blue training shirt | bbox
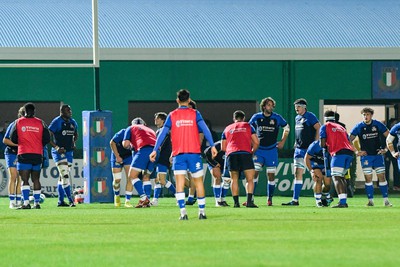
[389,122,400,151]
[4,121,17,154]
[249,111,287,149]
[48,116,78,151]
[306,140,324,165]
[350,119,387,155]
[294,111,320,149]
[111,128,132,159]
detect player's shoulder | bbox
[305,111,318,119]
[351,121,363,129]
[49,115,62,124]
[272,112,287,121]
[250,112,263,119]
[116,128,126,135]
[307,140,319,151]
[372,119,386,127]
[391,122,400,131]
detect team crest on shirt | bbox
[372,126,377,132]
[270,120,275,125]
[363,160,369,165]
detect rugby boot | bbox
[114,195,121,207]
[219,201,229,207]
[384,200,393,207]
[198,213,207,220]
[124,201,133,208]
[331,203,348,208]
[57,201,69,207]
[282,200,299,206]
[246,202,259,208]
[366,200,374,207]
[19,204,31,209]
[179,214,188,220]
[32,204,41,209]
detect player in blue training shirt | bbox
[49,104,78,207]
[283,98,320,206]
[350,107,392,207]
[305,140,333,207]
[150,112,176,206]
[248,97,289,206]
[110,127,133,207]
[2,107,25,209]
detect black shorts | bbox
[227,153,254,172]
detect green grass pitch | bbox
[1,195,399,267]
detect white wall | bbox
[323,105,386,183]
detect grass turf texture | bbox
[1,195,399,267]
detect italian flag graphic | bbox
[95,119,104,133]
[95,179,106,193]
[383,70,396,87]
[95,150,105,163]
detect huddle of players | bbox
[285,100,393,208]
[3,103,78,209]
[111,93,397,220]
[5,96,395,215]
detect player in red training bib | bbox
[150,89,217,220]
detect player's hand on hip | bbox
[149,151,157,162]
[211,146,218,159]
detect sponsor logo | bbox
[362,132,379,140]
[61,130,75,136]
[258,126,275,132]
[22,126,40,132]
[229,127,247,134]
[175,119,193,127]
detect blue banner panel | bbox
[372,61,400,99]
[82,111,113,203]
